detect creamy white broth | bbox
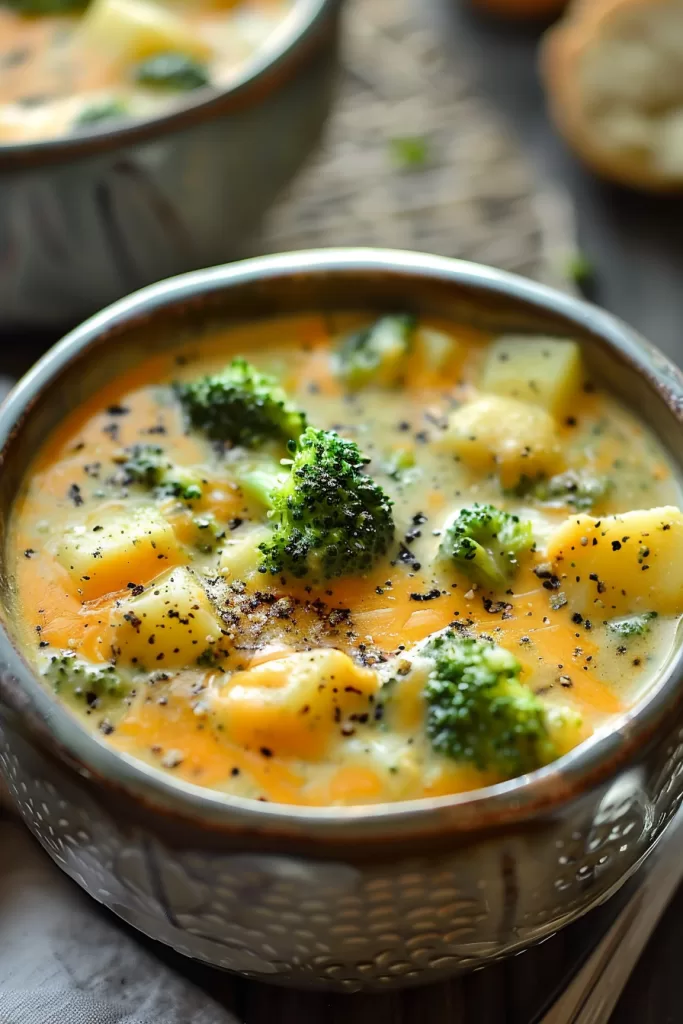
[10,313,683,805]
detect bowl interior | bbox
[1,250,683,834]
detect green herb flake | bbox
[390,135,429,170]
[607,612,658,638]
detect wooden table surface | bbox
[5,2,683,1020]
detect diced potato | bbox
[220,525,271,581]
[80,0,211,63]
[416,327,460,373]
[54,504,180,600]
[481,337,583,417]
[444,395,563,488]
[546,506,683,618]
[211,649,379,761]
[110,566,224,669]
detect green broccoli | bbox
[175,358,307,448]
[607,612,658,638]
[333,315,416,389]
[510,470,611,512]
[121,444,203,500]
[381,447,418,483]
[439,503,535,589]
[421,632,559,777]
[75,99,128,127]
[134,53,211,91]
[231,457,287,508]
[44,652,130,709]
[257,427,395,580]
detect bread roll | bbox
[543,0,683,190]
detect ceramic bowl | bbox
[0,0,342,332]
[1,249,683,991]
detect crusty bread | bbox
[542,0,683,190]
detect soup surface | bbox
[10,313,683,805]
[0,0,289,142]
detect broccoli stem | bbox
[232,459,286,509]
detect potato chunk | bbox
[219,525,271,581]
[211,649,379,761]
[445,395,563,488]
[110,567,224,669]
[416,327,460,373]
[55,504,179,600]
[80,0,211,63]
[481,337,583,417]
[546,506,683,617]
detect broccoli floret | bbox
[257,427,395,580]
[121,444,203,500]
[510,470,611,512]
[135,53,211,91]
[422,632,558,777]
[44,652,130,709]
[333,315,416,389]
[175,358,307,447]
[607,612,658,638]
[439,503,535,589]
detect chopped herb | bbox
[390,135,429,169]
[75,99,127,127]
[607,612,657,638]
[135,53,210,91]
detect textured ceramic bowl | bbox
[0,0,341,333]
[1,249,683,992]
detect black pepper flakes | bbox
[68,483,84,507]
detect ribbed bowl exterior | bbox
[1,711,683,991]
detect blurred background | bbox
[4,0,683,362]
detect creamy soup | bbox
[0,0,289,142]
[10,314,683,805]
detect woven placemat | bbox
[250,0,576,286]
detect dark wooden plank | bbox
[611,880,683,1024]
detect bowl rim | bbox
[2,246,683,837]
[0,0,334,169]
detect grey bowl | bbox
[0,0,341,332]
[1,248,683,992]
